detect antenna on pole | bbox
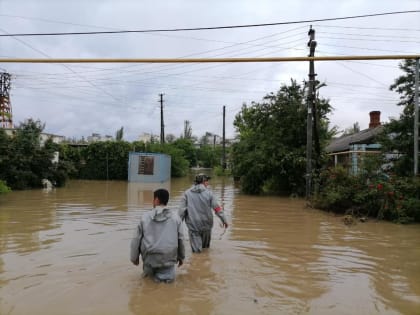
[0,72,13,128]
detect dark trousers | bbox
[143,264,176,283]
[189,230,211,253]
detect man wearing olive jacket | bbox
[179,174,228,253]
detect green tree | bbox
[0,119,72,189]
[147,143,189,177]
[232,79,333,195]
[182,120,193,139]
[78,141,132,180]
[131,140,146,152]
[172,138,197,167]
[342,122,360,136]
[116,126,124,141]
[380,59,418,176]
[0,128,11,184]
[165,133,176,143]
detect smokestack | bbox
[369,111,381,128]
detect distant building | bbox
[86,133,114,142]
[2,127,63,164]
[137,132,159,143]
[202,133,222,146]
[39,132,65,146]
[326,111,383,174]
[2,127,64,145]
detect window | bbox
[138,156,154,175]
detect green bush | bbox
[314,167,420,223]
[0,180,11,193]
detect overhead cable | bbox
[0,10,418,37]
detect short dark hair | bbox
[154,189,169,205]
[195,173,211,184]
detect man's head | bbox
[195,173,211,186]
[153,189,169,206]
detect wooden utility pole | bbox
[414,58,419,176]
[159,93,165,144]
[306,26,317,199]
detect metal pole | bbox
[159,93,165,144]
[414,58,419,176]
[306,26,317,199]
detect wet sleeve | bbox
[130,222,142,264]
[178,192,188,220]
[177,223,185,261]
[210,192,227,224]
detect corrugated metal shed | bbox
[128,152,171,183]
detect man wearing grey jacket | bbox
[130,189,185,283]
[179,174,228,253]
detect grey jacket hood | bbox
[190,184,207,193]
[152,206,171,222]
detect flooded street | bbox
[0,177,419,315]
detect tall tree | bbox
[380,59,418,176]
[116,126,124,141]
[0,119,72,189]
[342,122,360,136]
[172,138,197,167]
[231,79,333,195]
[183,120,193,139]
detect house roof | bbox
[326,125,383,153]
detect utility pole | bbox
[222,105,226,170]
[414,58,419,176]
[306,26,317,199]
[159,93,165,144]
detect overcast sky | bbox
[0,0,419,141]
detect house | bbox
[326,111,383,174]
[86,133,114,142]
[2,127,64,145]
[2,127,64,164]
[137,132,159,143]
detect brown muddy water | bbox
[0,176,419,315]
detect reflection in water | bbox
[0,177,419,315]
[127,181,170,208]
[129,253,220,315]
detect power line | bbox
[0,27,123,103]
[314,24,420,32]
[0,10,418,37]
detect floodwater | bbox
[0,176,419,315]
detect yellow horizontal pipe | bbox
[0,55,418,63]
